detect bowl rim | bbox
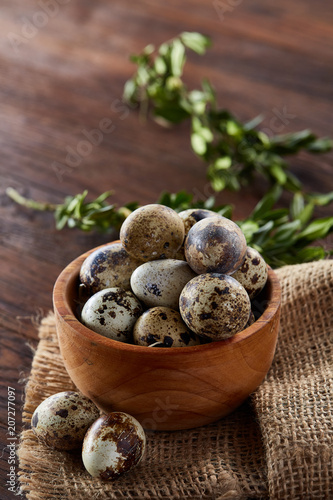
[53,241,281,356]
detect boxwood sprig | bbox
[123,32,332,193]
[6,187,333,268]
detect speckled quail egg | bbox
[130,259,197,310]
[232,247,268,299]
[184,216,247,275]
[80,242,142,294]
[179,273,251,340]
[178,208,219,235]
[133,306,201,347]
[82,412,146,481]
[81,288,143,342]
[31,391,100,450]
[120,204,185,261]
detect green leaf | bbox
[210,175,226,191]
[243,115,264,131]
[290,192,304,220]
[188,90,206,103]
[237,220,260,242]
[165,76,183,91]
[143,44,155,55]
[257,131,270,146]
[251,220,275,246]
[273,220,301,243]
[157,190,194,211]
[250,186,282,220]
[201,78,216,103]
[213,157,232,170]
[192,116,213,142]
[154,56,167,74]
[202,196,215,209]
[66,196,80,213]
[170,39,186,77]
[269,164,287,185]
[123,79,137,102]
[93,190,113,204]
[306,191,333,206]
[260,208,289,223]
[158,42,170,56]
[297,217,333,241]
[270,129,316,151]
[55,214,68,230]
[284,170,303,192]
[137,66,150,86]
[294,246,326,262]
[191,133,207,155]
[180,32,211,54]
[296,202,315,226]
[306,137,333,153]
[198,127,214,142]
[226,120,242,137]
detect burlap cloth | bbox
[18,261,333,500]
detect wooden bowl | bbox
[53,242,281,431]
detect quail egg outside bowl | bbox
[53,241,281,431]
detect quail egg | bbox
[232,247,268,299]
[184,216,247,275]
[130,259,197,310]
[178,208,219,235]
[31,391,100,450]
[179,273,251,340]
[133,307,201,347]
[81,288,143,342]
[120,204,185,261]
[82,412,146,480]
[80,242,141,294]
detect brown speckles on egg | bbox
[119,204,185,261]
[81,288,143,342]
[179,274,251,340]
[131,259,197,310]
[31,391,100,450]
[55,408,68,418]
[133,307,201,347]
[146,283,162,297]
[232,247,268,299]
[251,273,259,285]
[184,216,247,275]
[82,412,146,481]
[80,242,142,294]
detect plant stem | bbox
[6,187,58,212]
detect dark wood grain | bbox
[0,0,332,497]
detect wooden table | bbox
[1,1,332,498]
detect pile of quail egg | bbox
[79,204,268,346]
[31,206,269,482]
[31,391,146,481]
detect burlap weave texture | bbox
[18,260,333,499]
